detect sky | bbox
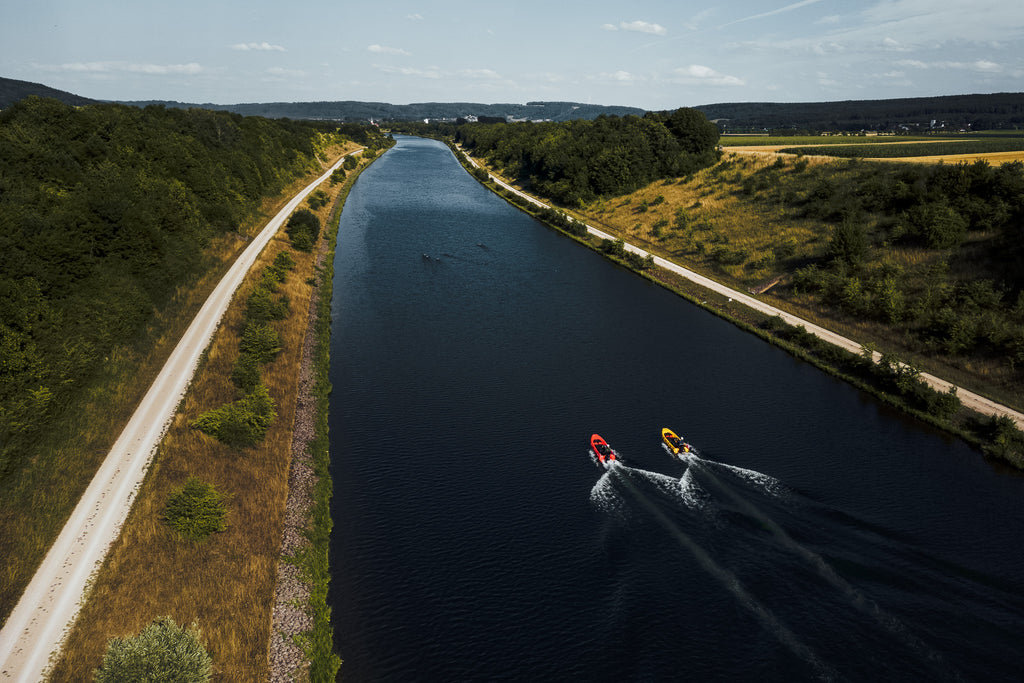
[2,0,1023,110]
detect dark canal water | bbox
[327,136,1024,681]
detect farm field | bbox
[723,133,1024,165]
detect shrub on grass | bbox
[286,208,321,252]
[239,322,282,364]
[163,477,229,542]
[231,352,262,393]
[191,384,277,447]
[244,285,289,325]
[271,250,296,276]
[93,617,212,682]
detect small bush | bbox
[239,322,281,364]
[307,190,329,210]
[191,384,277,447]
[286,209,321,251]
[231,352,262,393]
[245,286,289,325]
[163,477,229,542]
[94,617,212,682]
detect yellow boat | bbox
[661,427,691,455]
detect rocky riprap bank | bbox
[267,234,330,681]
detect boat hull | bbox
[590,433,616,466]
[661,428,690,455]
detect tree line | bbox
[0,96,387,479]
[449,109,721,205]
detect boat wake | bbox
[590,448,960,682]
[592,460,838,681]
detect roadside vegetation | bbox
[0,97,389,628]
[48,139,388,679]
[439,120,1024,467]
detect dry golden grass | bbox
[562,150,1024,412]
[50,148,360,681]
[574,153,832,288]
[729,142,1024,166]
[871,150,1024,165]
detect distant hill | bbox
[0,76,97,108]
[696,93,1024,132]
[116,99,646,122]
[3,76,1023,130]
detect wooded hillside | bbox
[0,97,383,481]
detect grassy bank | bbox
[48,146,377,680]
[446,140,1024,468]
[297,147,377,681]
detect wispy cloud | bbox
[46,61,203,75]
[672,64,745,86]
[898,58,1002,72]
[722,0,825,27]
[374,64,440,79]
[266,66,305,78]
[368,44,412,56]
[231,42,285,52]
[406,13,424,21]
[603,20,667,36]
[459,68,503,80]
[603,70,640,82]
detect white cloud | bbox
[588,70,644,85]
[672,64,745,86]
[406,13,424,21]
[897,58,1003,72]
[52,61,203,75]
[601,23,618,31]
[231,42,285,52]
[619,20,667,35]
[812,41,844,55]
[266,67,305,78]
[368,44,412,56]
[459,68,503,80]
[374,64,441,79]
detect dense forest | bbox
[0,96,386,479]
[442,109,721,205]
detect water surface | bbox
[328,136,1024,681]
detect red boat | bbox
[590,433,617,466]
